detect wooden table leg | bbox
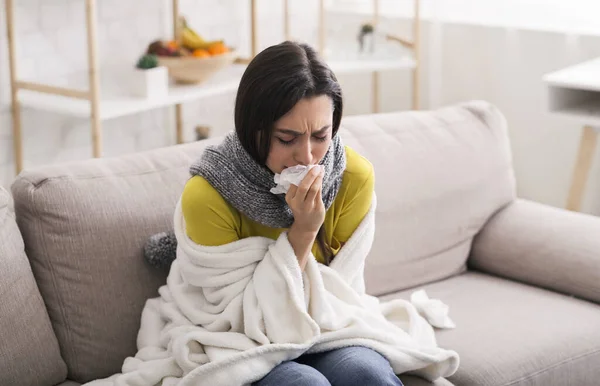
[566,125,599,211]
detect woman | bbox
[181,41,402,386]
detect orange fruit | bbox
[167,40,179,50]
[208,42,228,55]
[192,49,210,58]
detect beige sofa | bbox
[2,100,600,386]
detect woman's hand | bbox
[286,165,326,235]
[285,165,325,269]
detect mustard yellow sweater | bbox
[181,146,374,264]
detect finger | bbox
[315,179,323,205]
[306,169,324,203]
[296,166,322,202]
[286,184,298,204]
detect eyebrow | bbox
[275,125,331,136]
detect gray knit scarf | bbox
[143,132,346,269]
[189,131,347,228]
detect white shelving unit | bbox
[17,58,416,121]
[17,64,249,120]
[319,0,422,114]
[5,0,421,174]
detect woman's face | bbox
[266,95,334,174]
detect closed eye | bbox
[277,137,296,146]
[275,126,331,146]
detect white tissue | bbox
[270,165,319,194]
[410,289,456,329]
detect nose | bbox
[294,138,313,166]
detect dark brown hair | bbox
[234,41,343,265]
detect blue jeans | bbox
[252,346,404,386]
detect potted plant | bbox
[131,54,168,99]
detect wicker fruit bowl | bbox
[157,49,238,84]
[144,17,239,85]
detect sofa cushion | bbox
[0,186,67,386]
[10,139,223,383]
[340,101,516,296]
[382,272,600,385]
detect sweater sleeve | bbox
[181,175,241,246]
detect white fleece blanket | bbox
[85,195,459,386]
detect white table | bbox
[543,58,600,211]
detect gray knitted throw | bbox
[144,131,346,269]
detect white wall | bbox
[333,0,600,35]
[428,23,600,215]
[2,1,600,215]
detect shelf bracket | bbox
[16,81,90,99]
[386,34,415,49]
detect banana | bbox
[178,16,207,47]
[181,28,204,49]
[177,16,224,50]
[182,30,223,50]
[184,26,204,43]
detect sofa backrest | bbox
[9,100,516,383]
[0,186,67,386]
[10,140,222,383]
[339,100,516,295]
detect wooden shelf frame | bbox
[5,0,421,175]
[6,0,106,174]
[5,0,261,174]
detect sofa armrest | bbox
[469,199,600,304]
